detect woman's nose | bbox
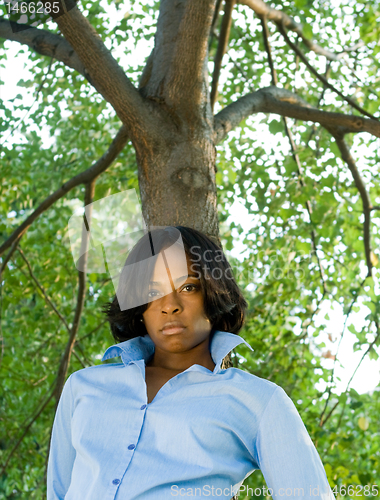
[160,290,183,314]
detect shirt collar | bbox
[101,330,253,372]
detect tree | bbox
[0,0,380,498]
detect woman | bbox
[47,226,334,499]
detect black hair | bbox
[102,226,248,342]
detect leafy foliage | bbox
[1,0,380,498]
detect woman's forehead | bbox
[150,245,190,285]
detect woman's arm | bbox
[47,374,76,500]
[255,386,335,500]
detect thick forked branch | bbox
[53,8,160,140]
[238,0,349,61]
[0,125,128,258]
[333,135,373,277]
[213,87,380,143]
[0,17,89,79]
[210,0,236,110]
[164,0,216,122]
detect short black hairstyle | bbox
[102,226,248,342]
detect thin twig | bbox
[0,383,56,475]
[211,0,236,110]
[15,248,71,332]
[74,342,93,366]
[75,318,108,343]
[71,348,87,368]
[260,16,327,295]
[319,277,367,426]
[277,22,378,121]
[336,318,380,430]
[333,135,373,277]
[238,0,362,61]
[260,16,277,86]
[0,57,55,147]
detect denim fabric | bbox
[47,330,334,499]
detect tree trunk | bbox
[134,0,220,241]
[137,129,218,239]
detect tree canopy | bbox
[0,0,380,498]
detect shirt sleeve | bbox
[47,374,76,500]
[255,386,335,500]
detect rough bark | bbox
[138,133,219,239]
[0,17,89,79]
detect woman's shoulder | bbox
[225,366,280,389]
[218,366,284,404]
[68,361,125,384]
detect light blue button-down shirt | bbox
[47,330,334,499]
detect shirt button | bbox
[112,479,120,485]
[140,404,147,410]
[128,444,136,450]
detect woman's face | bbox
[142,246,212,355]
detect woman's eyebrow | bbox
[149,274,199,285]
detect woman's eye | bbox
[147,289,162,298]
[181,284,198,292]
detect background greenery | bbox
[1,0,379,498]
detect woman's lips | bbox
[161,326,186,335]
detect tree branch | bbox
[260,17,327,296]
[1,55,55,147]
[15,248,71,332]
[0,125,129,258]
[238,0,356,61]
[210,0,236,110]
[209,0,223,48]
[0,383,55,476]
[318,277,366,426]
[213,86,380,143]
[164,0,216,123]
[51,7,161,140]
[335,318,380,430]
[277,23,377,121]
[260,16,276,86]
[333,135,373,277]
[0,234,22,283]
[54,180,95,403]
[75,318,108,343]
[0,17,89,79]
